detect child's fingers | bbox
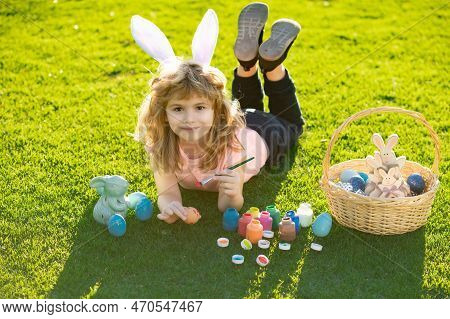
[171,203,187,221]
[162,209,174,216]
[157,213,169,220]
[213,175,235,183]
[215,168,235,177]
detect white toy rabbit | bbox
[365,133,412,198]
[365,153,384,196]
[379,167,410,198]
[372,133,406,171]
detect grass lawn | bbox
[0,0,448,298]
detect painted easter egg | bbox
[241,239,252,250]
[256,255,269,267]
[108,214,126,237]
[358,172,369,183]
[407,173,425,195]
[135,197,153,221]
[312,212,332,237]
[340,169,359,183]
[350,175,366,192]
[126,192,147,210]
[185,207,201,224]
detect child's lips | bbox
[180,126,199,131]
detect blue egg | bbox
[312,212,332,237]
[340,169,359,183]
[127,192,147,210]
[135,197,153,221]
[358,172,369,183]
[108,214,126,237]
[350,176,366,192]
[407,173,425,195]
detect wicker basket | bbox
[320,107,441,235]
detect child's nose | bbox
[183,110,196,123]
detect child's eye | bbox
[173,107,183,112]
[196,105,207,110]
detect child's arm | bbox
[214,167,245,212]
[153,166,187,221]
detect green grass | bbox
[0,0,448,298]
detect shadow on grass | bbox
[49,147,299,298]
[243,222,426,298]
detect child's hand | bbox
[213,169,243,198]
[158,201,187,221]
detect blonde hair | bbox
[135,60,245,173]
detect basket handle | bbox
[322,106,441,189]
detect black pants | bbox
[232,68,305,167]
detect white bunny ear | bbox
[385,134,399,150]
[372,133,385,151]
[130,15,176,65]
[388,167,397,176]
[191,9,219,66]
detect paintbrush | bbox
[195,156,255,188]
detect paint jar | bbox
[259,211,273,231]
[297,203,313,227]
[223,207,240,231]
[265,204,281,230]
[246,219,263,244]
[247,207,260,219]
[238,213,253,237]
[279,217,296,242]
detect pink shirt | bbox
[175,127,269,192]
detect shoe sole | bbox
[259,19,301,61]
[234,2,269,62]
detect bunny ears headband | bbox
[130,9,219,67]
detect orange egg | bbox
[184,207,201,224]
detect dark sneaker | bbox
[258,19,301,72]
[233,2,269,70]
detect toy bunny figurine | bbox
[372,133,406,170]
[365,153,385,196]
[90,175,131,225]
[366,172,383,197]
[379,167,409,198]
[365,133,410,198]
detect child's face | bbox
[166,94,215,145]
